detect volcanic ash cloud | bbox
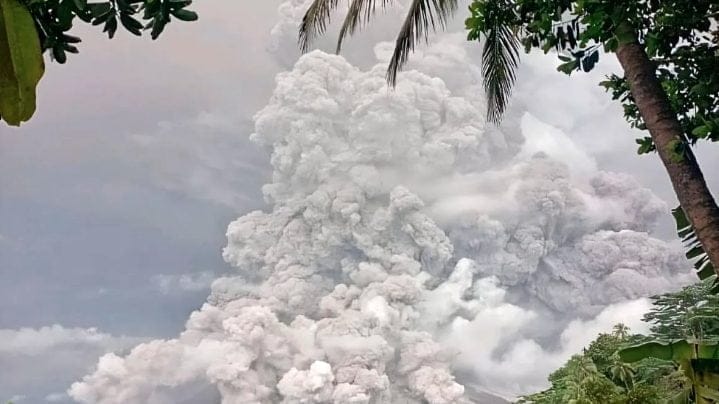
[70,43,690,403]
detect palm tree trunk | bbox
[615,40,719,276]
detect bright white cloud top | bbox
[69,31,691,403]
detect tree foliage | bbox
[465,0,519,124]
[465,0,719,150]
[519,329,656,404]
[25,0,198,62]
[0,0,197,126]
[643,279,719,342]
[520,281,719,403]
[300,0,718,150]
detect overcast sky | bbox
[1,1,718,402]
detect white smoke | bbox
[70,9,692,404]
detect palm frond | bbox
[299,0,341,52]
[386,0,458,86]
[482,22,519,124]
[673,206,718,290]
[337,0,394,53]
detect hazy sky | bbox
[1,1,718,402]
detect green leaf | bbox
[62,33,82,43]
[57,0,76,31]
[103,14,118,38]
[72,0,87,11]
[119,13,142,35]
[52,44,67,63]
[541,39,553,53]
[667,138,686,162]
[150,16,166,39]
[557,59,577,75]
[692,125,711,138]
[619,340,695,363]
[644,32,659,56]
[635,136,655,154]
[581,50,599,72]
[604,37,618,52]
[481,17,520,124]
[89,2,112,18]
[0,0,45,126]
[170,8,197,21]
[115,0,130,11]
[614,22,635,45]
[673,206,717,286]
[698,345,719,359]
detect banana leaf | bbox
[0,0,44,126]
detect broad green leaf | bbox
[0,0,44,126]
[170,9,198,22]
[557,59,577,75]
[698,345,719,359]
[88,2,112,18]
[696,383,719,401]
[693,125,711,138]
[619,340,694,362]
[120,13,143,35]
[621,341,719,363]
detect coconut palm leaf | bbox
[673,206,718,289]
[299,0,457,83]
[299,0,341,52]
[336,0,394,53]
[386,0,458,85]
[481,20,519,124]
[299,0,518,124]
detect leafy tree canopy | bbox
[0,0,197,126]
[465,0,719,151]
[520,280,719,403]
[644,278,719,342]
[26,0,198,63]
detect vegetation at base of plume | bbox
[0,0,197,126]
[518,280,719,403]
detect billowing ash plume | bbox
[70,32,691,403]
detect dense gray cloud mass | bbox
[71,31,691,403]
[440,153,690,313]
[2,0,712,402]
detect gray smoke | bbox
[70,7,691,403]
